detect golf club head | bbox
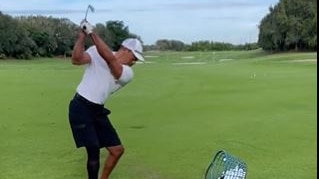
[88,5,95,13]
[85,4,95,20]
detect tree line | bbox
[145,40,259,51]
[0,0,316,59]
[0,12,139,59]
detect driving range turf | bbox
[0,50,316,179]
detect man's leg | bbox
[100,145,124,179]
[86,146,100,179]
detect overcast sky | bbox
[1,0,279,45]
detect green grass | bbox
[0,51,316,179]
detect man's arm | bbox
[89,32,123,79]
[71,31,91,65]
[80,20,123,79]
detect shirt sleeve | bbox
[85,46,97,61]
[118,65,134,86]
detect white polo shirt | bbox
[76,46,134,104]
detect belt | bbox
[74,93,103,107]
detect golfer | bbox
[68,20,144,179]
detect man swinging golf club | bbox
[68,18,144,179]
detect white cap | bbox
[121,38,145,61]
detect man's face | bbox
[118,47,137,66]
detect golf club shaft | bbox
[84,7,89,20]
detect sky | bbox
[1,0,279,45]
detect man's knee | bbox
[107,145,124,158]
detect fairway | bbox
[0,50,316,179]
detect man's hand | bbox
[80,20,93,35]
[77,30,86,39]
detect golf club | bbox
[84,4,95,21]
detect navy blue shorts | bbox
[68,93,122,148]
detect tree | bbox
[258,0,317,51]
[155,40,170,50]
[17,16,77,57]
[94,21,140,51]
[53,18,77,57]
[0,13,35,59]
